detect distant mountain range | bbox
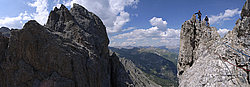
[109,47,179,87]
[111,46,179,53]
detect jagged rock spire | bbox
[241,0,250,18]
[178,1,250,86]
[246,0,250,9]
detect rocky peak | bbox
[178,0,250,86]
[241,0,250,18]
[45,4,73,32]
[69,3,109,46]
[0,3,158,87]
[178,14,220,76]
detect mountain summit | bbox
[0,4,159,87]
[178,0,250,86]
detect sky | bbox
[0,0,246,47]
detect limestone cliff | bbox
[0,4,159,87]
[178,0,250,87]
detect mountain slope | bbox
[110,47,178,87]
[139,47,178,65]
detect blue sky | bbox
[0,0,246,47]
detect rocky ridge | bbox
[0,4,159,87]
[178,0,250,86]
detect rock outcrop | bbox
[178,0,250,86]
[0,4,158,87]
[0,27,10,37]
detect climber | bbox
[205,15,209,26]
[195,10,202,22]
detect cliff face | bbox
[0,4,158,87]
[178,1,250,87]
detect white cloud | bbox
[28,0,49,25]
[160,28,180,38]
[0,0,50,29]
[109,41,136,47]
[0,15,22,29]
[110,11,130,33]
[217,28,230,37]
[110,17,180,47]
[113,27,159,41]
[122,27,136,32]
[63,0,72,7]
[150,17,167,30]
[0,11,32,29]
[69,0,139,33]
[210,8,241,24]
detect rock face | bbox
[178,0,250,86]
[0,33,8,62]
[241,0,250,18]
[0,27,10,37]
[178,14,220,76]
[0,4,158,87]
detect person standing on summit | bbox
[195,10,202,22]
[205,15,209,26]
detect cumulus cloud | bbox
[111,11,130,32]
[0,0,50,29]
[210,8,241,24]
[110,17,180,47]
[217,28,230,37]
[63,0,72,7]
[110,41,136,47]
[28,0,49,25]
[112,27,159,41]
[0,11,32,29]
[150,17,167,30]
[0,0,137,31]
[160,29,180,38]
[122,27,136,32]
[69,0,139,33]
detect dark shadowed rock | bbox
[0,3,158,87]
[0,27,10,37]
[0,33,8,62]
[241,0,250,18]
